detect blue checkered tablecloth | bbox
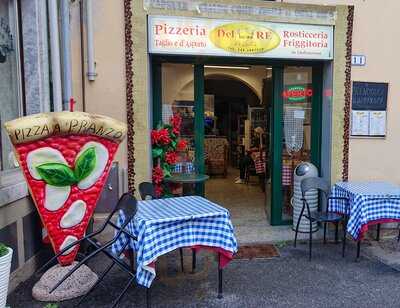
[111,196,238,288]
[329,181,400,240]
[172,162,195,174]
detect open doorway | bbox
[201,65,271,233]
[158,62,273,237]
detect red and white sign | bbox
[148,16,334,60]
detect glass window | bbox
[0,0,22,172]
[281,66,312,221]
[161,63,195,164]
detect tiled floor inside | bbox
[205,167,312,244]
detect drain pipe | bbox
[60,0,72,110]
[86,0,96,81]
[48,0,63,111]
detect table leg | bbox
[146,287,151,308]
[356,240,361,262]
[335,222,339,244]
[179,248,184,273]
[192,249,196,273]
[376,224,381,241]
[128,248,135,272]
[218,253,223,299]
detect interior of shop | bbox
[161,63,313,232]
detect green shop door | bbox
[268,65,322,225]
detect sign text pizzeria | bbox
[149,16,333,60]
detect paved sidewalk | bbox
[8,239,400,308]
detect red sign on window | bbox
[282,86,313,102]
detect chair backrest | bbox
[300,177,329,198]
[115,192,137,221]
[138,182,156,200]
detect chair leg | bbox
[309,220,312,261]
[335,222,339,244]
[294,204,306,248]
[306,206,312,261]
[192,249,197,273]
[376,224,381,241]
[323,222,327,244]
[76,261,116,307]
[110,276,136,308]
[342,216,348,258]
[179,248,184,272]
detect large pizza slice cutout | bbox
[4,112,127,265]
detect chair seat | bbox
[307,212,343,222]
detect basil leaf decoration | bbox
[74,147,97,181]
[36,163,77,186]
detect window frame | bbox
[0,0,26,206]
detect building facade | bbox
[0,0,399,290]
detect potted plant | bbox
[0,243,12,308]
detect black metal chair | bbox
[138,182,187,272]
[138,182,157,200]
[37,193,145,308]
[294,177,349,260]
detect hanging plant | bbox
[151,114,187,198]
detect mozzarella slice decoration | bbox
[76,142,109,189]
[60,200,86,228]
[44,185,70,211]
[27,147,67,180]
[60,235,78,256]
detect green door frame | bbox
[151,55,324,225]
[194,64,205,196]
[270,65,284,225]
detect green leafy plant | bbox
[44,304,59,308]
[35,147,97,187]
[0,243,9,258]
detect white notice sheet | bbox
[369,111,386,136]
[351,110,369,135]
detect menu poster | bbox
[369,111,386,136]
[351,111,369,136]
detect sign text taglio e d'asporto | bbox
[148,16,333,60]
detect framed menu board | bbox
[351,82,388,137]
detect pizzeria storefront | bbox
[128,1,353,226]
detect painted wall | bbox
[70,1,129,178]
[284,1,400,183]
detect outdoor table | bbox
[164,173,210,184]
[111,196,238,299]
[164,173,210,196]
[329,181,400,259]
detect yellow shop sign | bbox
[209,22,280,54]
